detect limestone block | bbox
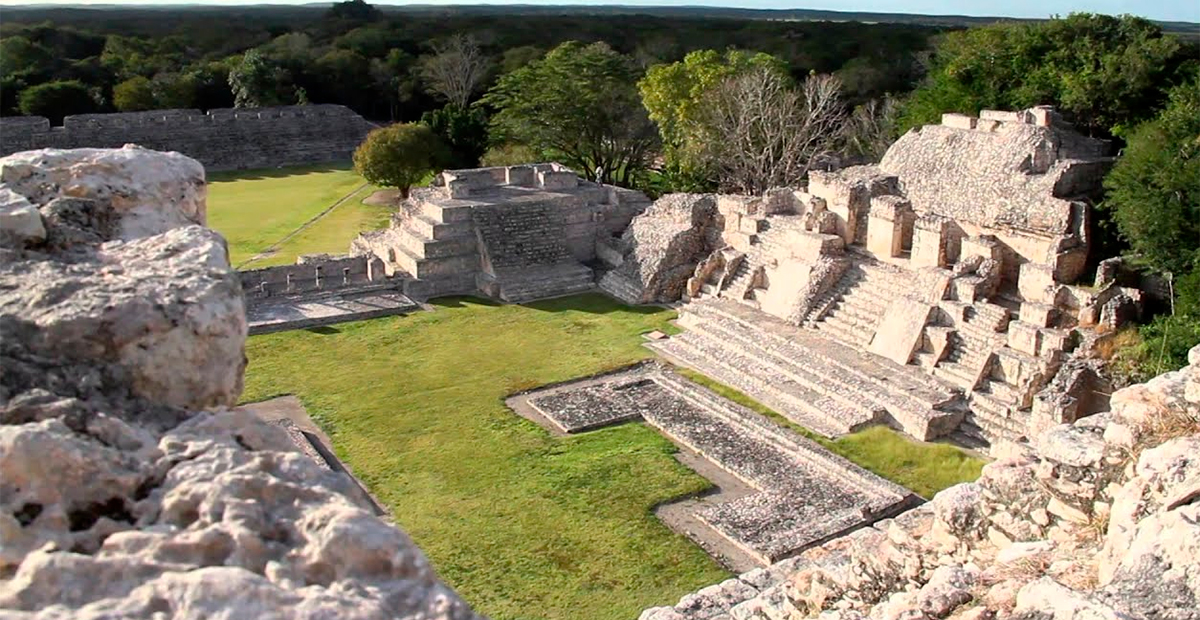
[976,119,1001,132]
[1019,302,1057,327]
[867,195,913,258]
[0,186,45,243]
[979,110,1020,123]
[911,216,951,269]
[942,113,977,130]
[1018,262,1057,304]
[960,235,1002,262]
[1007,321,1042,356]
[538,170,578,190]
[739,216,767,235]
[790,231,844,262]
[869,299,933,365]
[0,145,206,239]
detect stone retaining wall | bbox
[0,105,375,171]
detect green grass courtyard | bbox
[217,165,985,620]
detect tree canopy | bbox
[898,13,1198,138]
[481,41,658,186]
[18,79,96,123]
[1102,75,1200,278]
[352,123,446,198]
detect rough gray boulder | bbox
[598,193,719,304]
[0,147,479,620]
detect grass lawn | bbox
[242,295,729,620]
[206,164,368,267]
[242,293,985,618]
[677,369,985,499]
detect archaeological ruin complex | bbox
[2,105,1194,620]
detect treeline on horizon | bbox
[0,1,936,122]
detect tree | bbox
[113,76,157,111]
[699,69,847,194]
[0,36,54,78]
[325,0,382,23]
[639,49,789,156]
[843,97,900,163]
[1102,76,1200,278]
[420,105,489,169]
[228,50,291,108]
[420,34,491,108]
[898,13,1195,138]
[353,123,447,198]
[481,41,659,186]
[18,80,97,124]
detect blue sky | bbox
[0,0,1196,24]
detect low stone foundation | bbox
[511,365,920,567]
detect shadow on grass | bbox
[304,325,342,335]
[524,292,671,316]
[207,162,353,183]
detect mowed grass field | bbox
[206,164,390,267]
[242,294,986,619]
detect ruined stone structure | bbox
[512,364,920,569]
[350,163,651,301]
[0,105,375,171]
[625,107,1133,450]
[0,146,477,619]
[639,345,1200,620]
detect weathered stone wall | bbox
[0,105,375,171]
[640,346,1200,619]
[239,254,384,302]
[0,147,479,619]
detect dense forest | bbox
[0,1,937,122]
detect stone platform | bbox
[511,365,920,566]
[648,298,965,440]
[247,288,419,335]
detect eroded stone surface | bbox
[0,148,479,620]
[641,344,1200,620]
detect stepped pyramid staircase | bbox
[802,259,911,348]
[647,298,964,440]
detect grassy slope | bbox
[245,185,392,268]
[206,164,366,266]
[241,295,729,620]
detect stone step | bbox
[932,361,979,391]
[395,223,478,259]
[649,334,871,437]
[416,197,472,223]
[680,316,894,427]
[406,212,473,241]
[814,313,875,348]
[677,301,962,440]
[391,244,479,280]
[597,271,643,305]
[493,264,595,303]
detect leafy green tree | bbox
[228,50,292,108]
[18,80,97,124]
[151,72,199,109]
[899,13,1195,138]
[188,61,236,110]
[0,36,54,78]
[113,75,157,111]
[353,123,447,198]
[1103,76,1200,277]
[481,41,658,186]
[420,104,489,169]
[639,49,788,153]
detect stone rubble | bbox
[639,344,1200,620]
[0,147,480,620]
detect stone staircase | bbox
[597,269,643,305]
[805,260,911,348]
[382,198,481,296]
[482,263,595,303]
[648,299,963,440]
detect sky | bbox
[0,0,1196,24]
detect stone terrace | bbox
[648,298,964,440]
[520,366,920,565]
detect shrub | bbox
[353,123,447,198]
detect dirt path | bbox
[237,182,370,270]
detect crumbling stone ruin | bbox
[626,107,1134,450]
[639,345,1200,620]
[512,363,921,569]
[350,163,651,301]
[0,146,477,619]
[0,105,375,171]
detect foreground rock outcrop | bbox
[640,345,1200,619]
[0,146,479,619]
